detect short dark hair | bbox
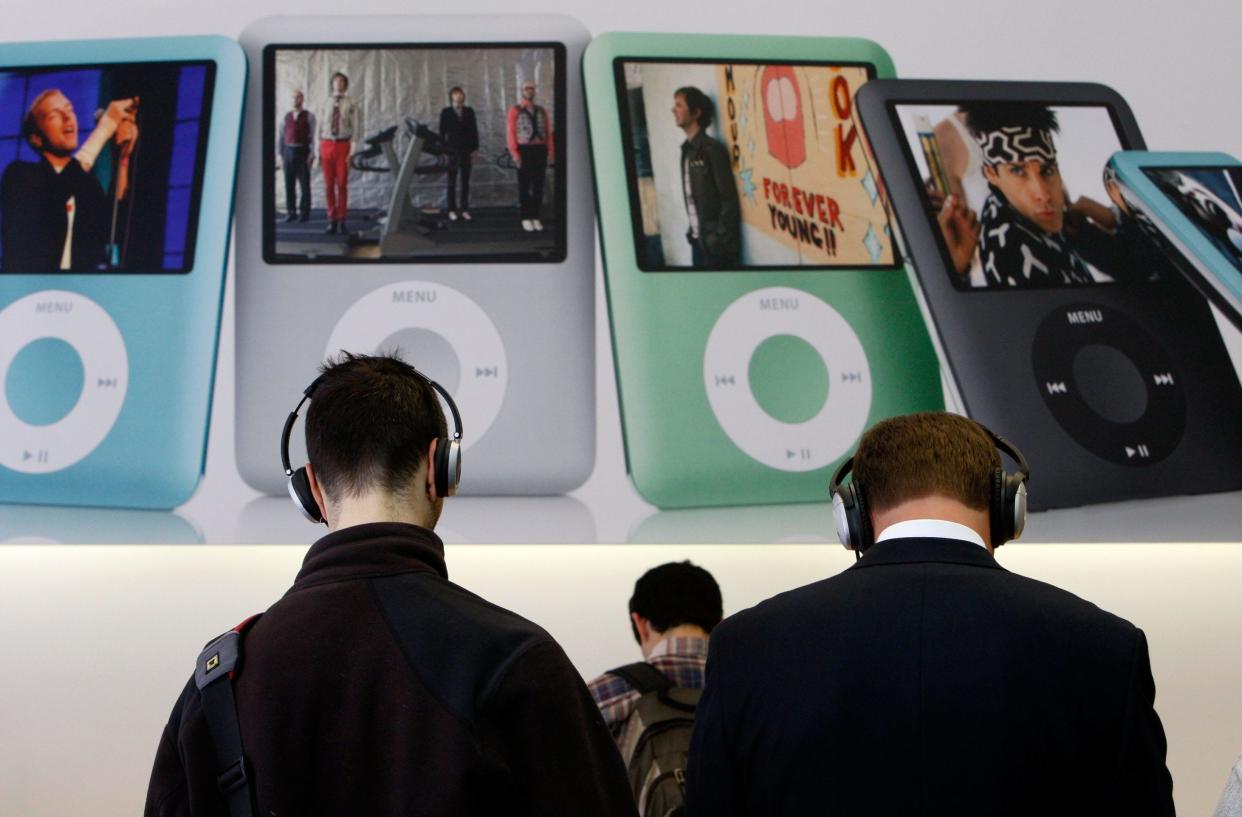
[628,561,723,642]
[449,86,464,100]
[852,412,1001,513]
[305,352,447,503]
[675,86,714,129]
[331,71,349,90]
[961,103,1060,140]
[21,89,61,148]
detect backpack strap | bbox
[194,614,262,817]
[608,661,673,695]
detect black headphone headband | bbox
[830,419,1029,553]
[987,429,1030,484]
[281,368,463,524]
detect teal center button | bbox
[747,334,829,424]
[5,338,85,426]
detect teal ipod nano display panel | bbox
[584,33,943,508]
[0,37,245,509]
[1109,151,1242,331]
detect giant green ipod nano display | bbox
[584,33,943,508]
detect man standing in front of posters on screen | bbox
[1,90,138,272]
[318,71,357,236]
[673,86,739,269]
[144,353,638,817]
[687,412,1175,816]
[506,77,553,232]
[439,85,479,222]
[278,89,315,224]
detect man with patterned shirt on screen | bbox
[951,103,1110,288]
[587,561,722,747]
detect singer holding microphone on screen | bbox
[1,91,137,272]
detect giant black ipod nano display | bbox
[234,16,593,496]
[856,80,1242,510]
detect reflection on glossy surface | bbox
[632,490,1242,545]
[630,502,837,544]
[236,495,598,544]
[0,504,203,544]
[1022,490,1242,543]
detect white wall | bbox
[2,543,1241,815]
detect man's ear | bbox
[27,132,43,151]
[425,438,440,502]
[304,462,329,526]
[631,612,651,644]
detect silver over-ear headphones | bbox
[829,421,1029,553]
[280,370,463,524]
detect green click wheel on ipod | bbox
[584,32,943,509]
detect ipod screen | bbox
[892,103,1172,290]
[1142,166,1242,275]
[0,61,215,274]
[263,43,566,265]
[614,60,897,271]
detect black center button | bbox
[1071,344,1147,424]
[1032,303,1186,466]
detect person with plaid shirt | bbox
[587,561,722,747]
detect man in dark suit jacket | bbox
[686,411,1175,817]
[439,86,479,221]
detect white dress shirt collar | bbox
[875,518,987,550]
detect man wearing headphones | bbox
[686,411,1174,816]
[144,353,635,817]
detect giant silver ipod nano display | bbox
[234,16,594,496]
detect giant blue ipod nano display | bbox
[1108,151,1242,331]
[0,37,245,509]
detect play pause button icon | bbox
[1125,444,1151,459]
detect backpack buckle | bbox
[217,757,249,796]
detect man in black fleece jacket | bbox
[145,353,636,817]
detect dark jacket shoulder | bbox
[371,570,556,719]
